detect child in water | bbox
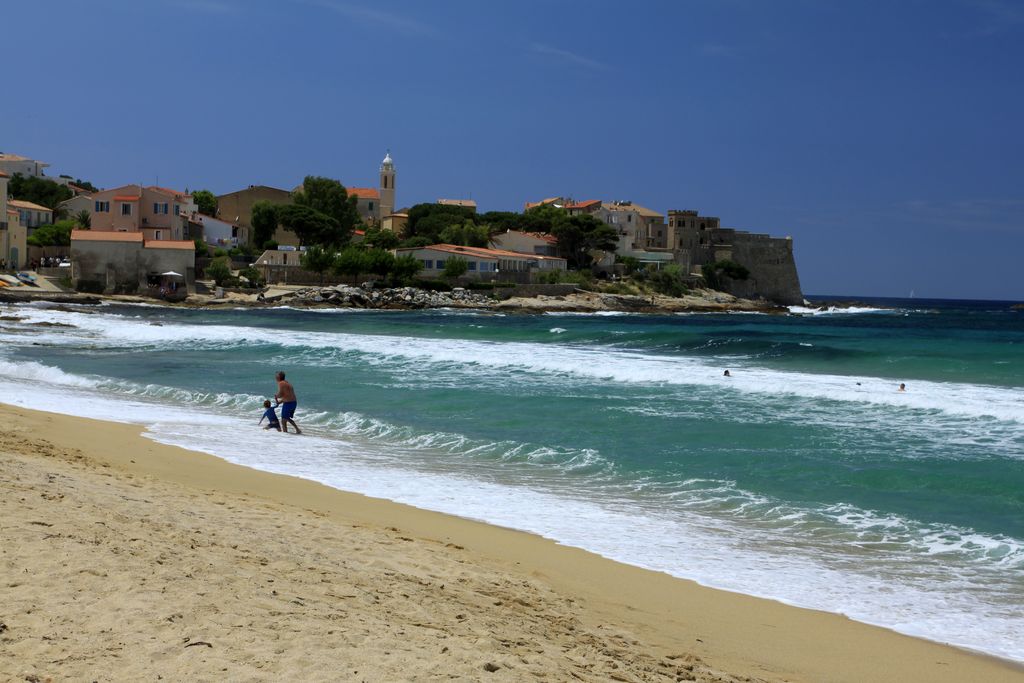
[259,399,281,431]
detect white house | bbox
[395,243,566,278]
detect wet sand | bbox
[1,404,1021,682]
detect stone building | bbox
[71,230,196,294]
[0,172,27,268]
[667,209,802,305]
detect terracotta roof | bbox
[602,202,663,218]
[7,209,17,216]
[521,231,558,244]
[0,171,9,178]
[114,195,140,201]
[0,153,45,163]
[399,243,565,261]
[72,230,143,242]
[353,229,365,236]
[566,199,600,209]
[8,199,52,212]
[147,186,190,198]
[524,197,563,210]
[437,198,477,208]
[144,240,194,250]
[347,187,380,200]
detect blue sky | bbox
[3,0,1022,299]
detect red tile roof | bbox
[399,243,565,261]
[72,230,144,242]
[347,187,380,200]
[521,231,558,243]
[147,186,190,198]
[113,195,140,201]
[0,171,9,178]
[566,199,600,209]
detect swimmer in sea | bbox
[898,382,906,392]
[723,370,731,377]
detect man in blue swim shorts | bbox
[274,370,302,434]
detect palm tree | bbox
[74,209,91,229]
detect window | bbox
[95,200,110,213]
[121,203,133,216]
[468,261,477,271]
[153,202,169,215]
[155,230,162,240]
[174,204,180,216]
[435,259,445,269]
[424,259,433,269]
[368,202,374,212]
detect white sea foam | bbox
[5,305,1024,426]
[0,354,1022,661]
[789,305,895,315]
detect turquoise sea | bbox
[1,297,1022,661]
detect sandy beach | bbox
[1,403,1021,682]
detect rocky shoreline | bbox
[0,283,788,315]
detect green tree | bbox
[293,176,359,243]
[476,211,524,233]
[550,215,618,270]
[250,200,280,249]
[439,220,489,247]
[277,204,342,247]
[364,248,395,278]
[390,254,422,283]
[362,227,400,249]
[442,256,468,281]
[8,174,73,209]
[73,209,91,228]
[205,257,233,286]
[398,236,433,248]
[701,260,749,291]
[194,239,210,257]
[520,204,567,233]
[333,246,369,283]
[192,189,218,216]
[300,245,336,285]
[649,264,688,297]
[404,203,475,242]
[26,220,75,247]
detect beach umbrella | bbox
[161,271,184,277]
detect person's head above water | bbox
[723,370,731,377]
[276,371,285,381]
[899,382,906,391]
[264,399,272,408]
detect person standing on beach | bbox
[274,371,302,434]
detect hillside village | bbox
[0,150,803,306]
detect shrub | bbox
[58,275,73,290]
[702,259,749,291]
[649,265,688,297]
[213,247,228,258]
[205,257,233,286]
[535,270,592,286]
[194,239,209,257]
[262,240,279,251]
[239,266,264,288]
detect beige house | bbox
[381,212,408,235]
[395,244,566,279]
[216,184,293,245]
[0,171,27,268]
[8,199,54,230]
[347,187,382,225]
[88,185,196,240]
[71,230,196,294]
[489,230,559,257]
[0,153,49,179]
[57,194,94,219]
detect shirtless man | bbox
[274,371,302,434]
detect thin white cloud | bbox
[530,43,610,71]
[305,0,436,37]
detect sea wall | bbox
[724,234,803,305]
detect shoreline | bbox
[2,403,1021,681]
[0,284,790,315]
